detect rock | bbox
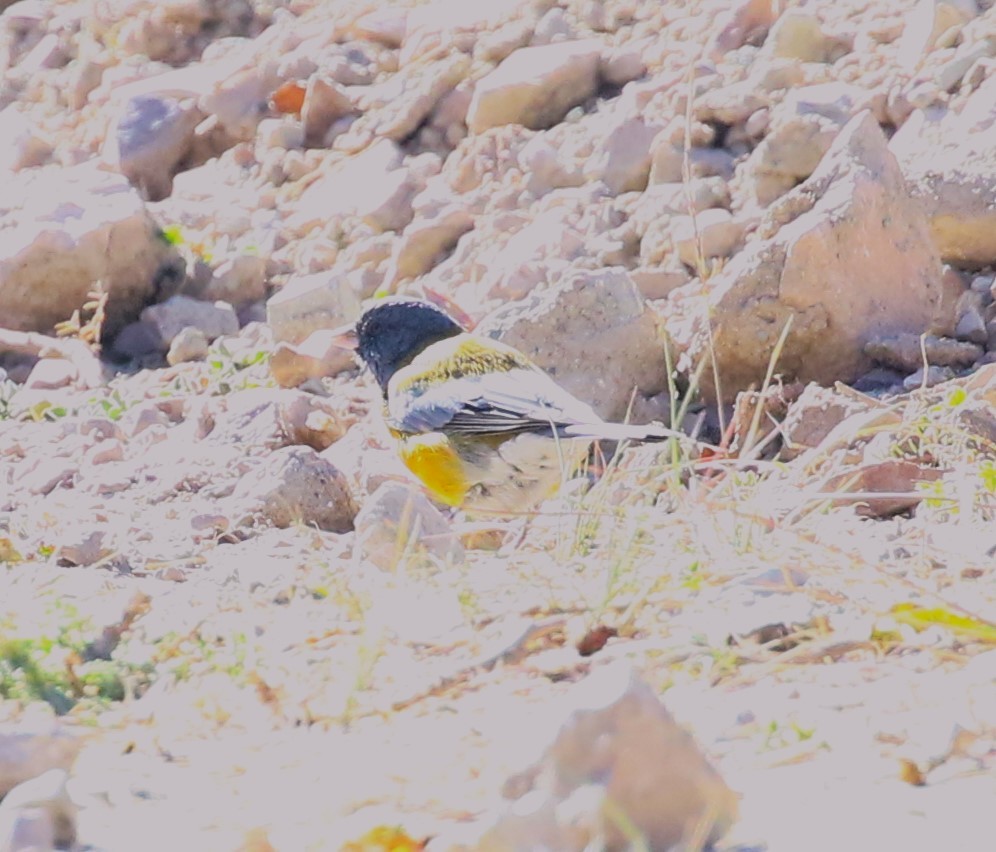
[780,384,876,460]
[707,0,777,58]
[0,715,83,797]
[54,528,113,566]
[467,40,601,133]
[761,9,842,62]
[348,6,407,47]
[20,458,77,496]
[208,388,354,451]
[102,94,202,201]
[631,264,691,300]
[865,333,982,371]
[166,326,209,365]
[196,53,285,141]
[953,291,988,344]
[0,108,51,173]
[200,253,267,307]
[519,135,584,196]
[666,112,951,403]
[477,267,666,421]
[583,115,660,194]
[671,209,746,268]
[302,76,356,147]
[825,459,945,517]
[354,482,464,571]
[897,0,970,72]
[0,163,182,336]
[141,295,238,348]
[903,365,957,390]
[232,445,356,533]
[269,329,356,388]
[479,667,737,851]
[894,95,996,266]
[384,205,475,286]
[533,7,576,45]
[600,41,648,87]
[111,320,163,358]
[401,0,533,65]
[291,140,416,233]
[0,769,76,852]
[23,360,78,391]
[647,118,718,185]
[265,272,361,345]
[255,117,304,152]
[738,83,879,207]
[337,53,471,150]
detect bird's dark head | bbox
[352,297,465,391]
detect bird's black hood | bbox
[354,297,465,392]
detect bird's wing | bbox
[386,336,604,437]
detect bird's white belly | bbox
[461,433,591,514]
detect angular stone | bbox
[266,272,361,345]
[141,295,238,347]
[477,267,666,421]
[666,112,952,402]
[467,40,601,133]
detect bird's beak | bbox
[328,321,359,351]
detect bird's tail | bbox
[561,421,684,443]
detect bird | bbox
[336,296,685,513]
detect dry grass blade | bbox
[54,279,109,351]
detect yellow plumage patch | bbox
[398,432,468,507]
[393,336,529,396]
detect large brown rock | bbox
[666,112,952,403]
[475,667,738,852]
[0,163,182,336]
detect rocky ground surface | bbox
[2,0,996,849]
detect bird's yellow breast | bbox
[395,431,468,507]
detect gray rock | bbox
[903,365,957,390]
[111,320,163,358]
[103,94,202,201]
[141,295,238,347]
[738,83,879,207]
[865,333,982,371]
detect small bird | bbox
[338,297,684,513]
